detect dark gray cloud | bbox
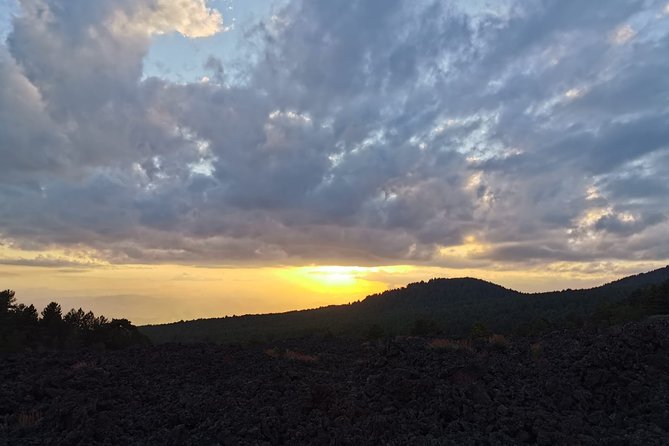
[0,256,98,268]
[0,0,668,268]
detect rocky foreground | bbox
[1,320,668,445]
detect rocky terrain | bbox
[1,320,668,445]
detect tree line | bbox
[0,290,149,353]
[591,279,669,327]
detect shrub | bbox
[470,322,491,339]
[264,347,285,358]
[265,347,317,363]
[428,338,473,352]
[365,324,384,340]
[488,334,510,350]
[17,410,41,428]
[411,318,439,336]
[70,361,94,370]
[530,342,543,360]
[285,350,318,363]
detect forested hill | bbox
[139,266,669,344]
[596,266,669,291]
[361,278,519,306]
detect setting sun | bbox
[300,266,368,286]
[275,265,414,298]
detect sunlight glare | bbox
[277,265,412,297]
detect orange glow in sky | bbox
[3,256,666,325]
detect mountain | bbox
[598,266,669,291]
[139,266,669,344]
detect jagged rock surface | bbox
[1,320,668,445]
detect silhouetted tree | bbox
[0,289,16,315]
[41,302,62,325]
[100,318,150,349]
[41,302,65,347]
[64,308,85,328]
[1,291,149,352]
[15,304,38,326]
[0,291,40,351]
[0,290,18,350]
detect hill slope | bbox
[139,266,669,343]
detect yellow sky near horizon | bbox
[2,258,667,325]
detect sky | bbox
[1,0,668,324]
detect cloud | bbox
[108,0,224,38]
[0,47,68,176]
[0,0,668,270]
[610,24,636,44]
[0,255,100,268]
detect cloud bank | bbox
[1,0,668,269]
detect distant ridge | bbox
[599,265,669,290]
[140,266,669,344]
[363,277,520,303]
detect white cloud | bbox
[585,186,601,201]
[108,0,224,38]
[609,24,636,45]
[565,87,586,100]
